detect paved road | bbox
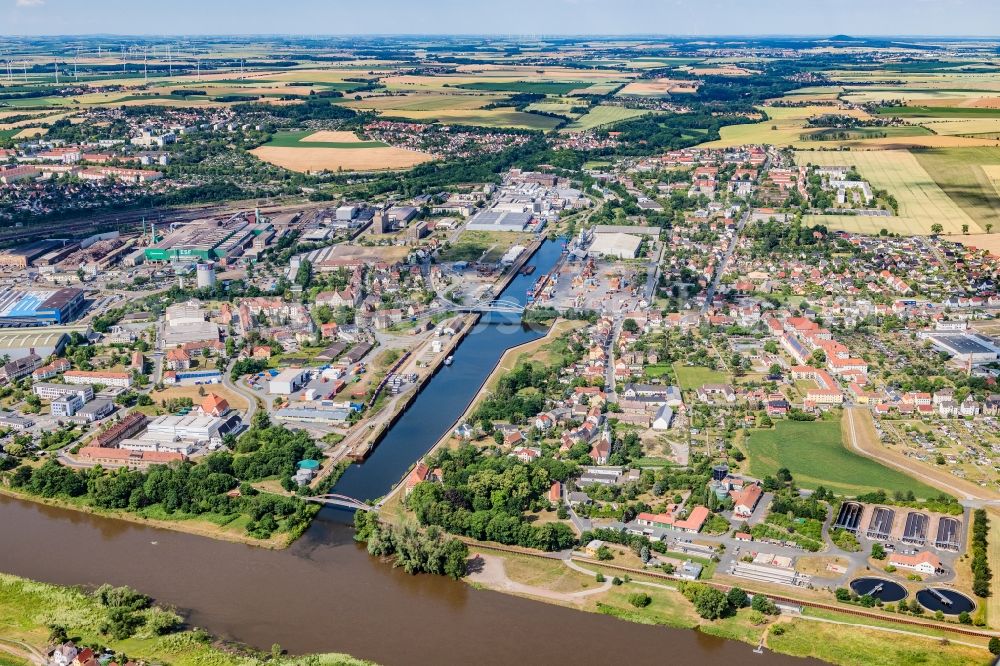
[700,209,749,314]
[844,405,997,504]
[223,359,258,425]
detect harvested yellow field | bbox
[452,64,629,80]
[942,233,1000,256]
[251,145,434,172]
[840,134,1000,149]
[300,130,367,143]
[13,127,46,139]
[796,150,979,235]
[346,93,499,112]
[616,78,698,96]
[915,117,1000,135]
[700,105,868,148]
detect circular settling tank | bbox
[916,588,976,615]
[849,577,907,603]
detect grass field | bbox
[876,105,1000,117]
[671,364,729,391]
[563,105,651,131]
[796,150,979,235]
[745,418,938,497]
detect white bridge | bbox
[418,296,525,319]
[304,493,379,512]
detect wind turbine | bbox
[22,60,27,83]
[143,47,148,81]
[121,44,126,75]
[54,60,59,84]
[167,44,172,77]
[74,47,79,80]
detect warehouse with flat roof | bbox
[922,332,1000,365]
[0,287,86,325]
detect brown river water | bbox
[0,494,821,666]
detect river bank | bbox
[0,571,373,666]
[460,546,992,666]
[0,487,297,550]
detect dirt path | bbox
[466,553,611,603]
[0,638,47,665]
[844,407,999,501]
[794,613,988,650]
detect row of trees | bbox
[972,509,991,598]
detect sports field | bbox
[745,419,938,498]
[795,150,979,235]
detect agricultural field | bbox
[795,149,981,235]
[251,128,433,173]
[701,105,870,149]
[265,130,387,149]
[745,418,938,498]
[455,81,590,95]
[563,106,651,131]
[615,78,699,97]
[345,93,503,112]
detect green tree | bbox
[989,637,1000,655]
[693,587,730,620]
[871,543,886,560]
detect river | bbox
[0,239,818,665]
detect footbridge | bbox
[304,493,380,512]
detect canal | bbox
[0,239,819,665]
[331,238,565,502]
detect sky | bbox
[2,0,999,37]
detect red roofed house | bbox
[887,551,942,575]
[200,393,231,417]
[635,505,710,534]
[731,483,763,519]
[404,462,442,495]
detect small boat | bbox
[520,265,536,275]
[444,356,454,366]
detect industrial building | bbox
[269,368,309,395]
[0,329,68,362]
[0,239,71,269]
[0,287,86,325]
[162,300,220,346]
[920,331,1000,365]
[144,215,270,263]
[588,232,643,259]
